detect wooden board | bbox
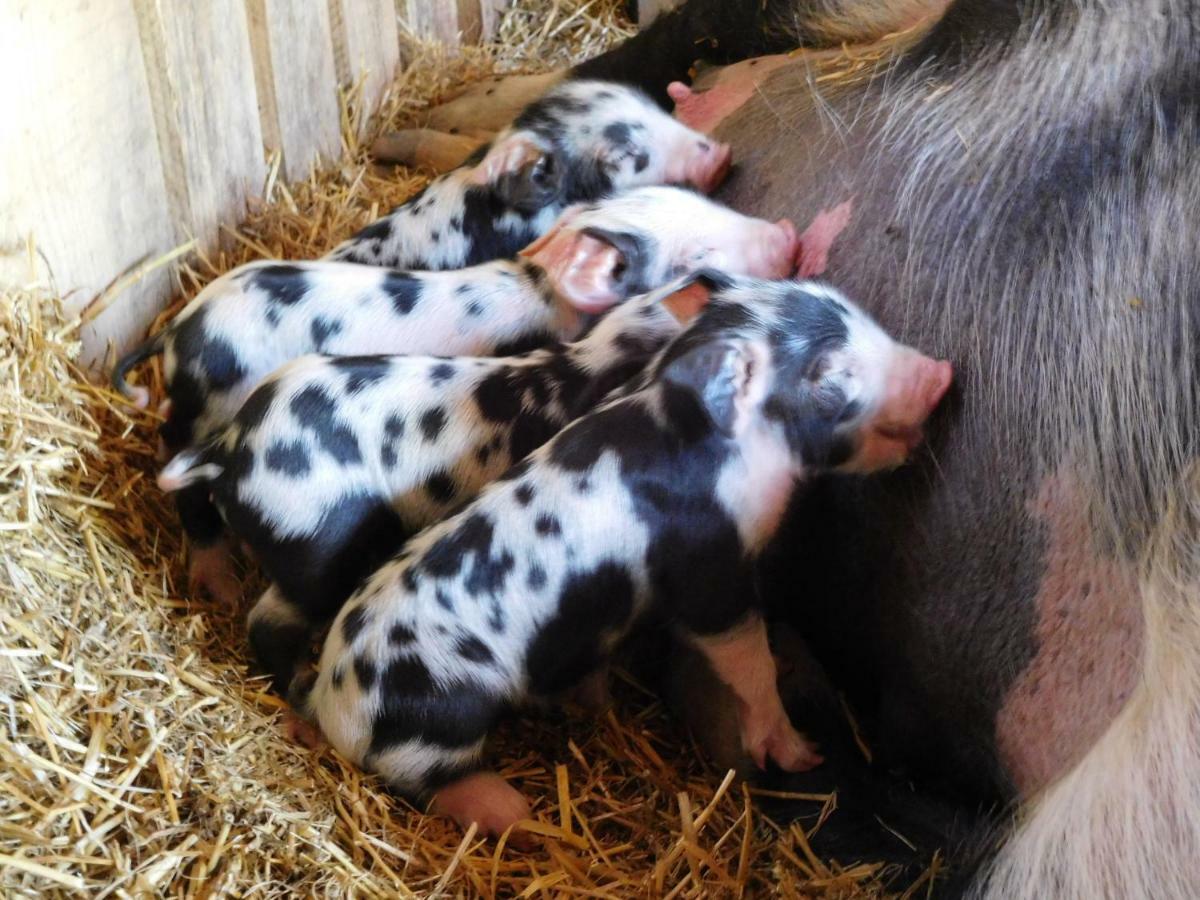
[401,0,461,43]
[133,0,267,250]
[329,0,401,117]
[246,0,343,179]
[0,0,178,369]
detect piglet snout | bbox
[688,140,733,193]
[873,352,953,455]
[747,218,799,280]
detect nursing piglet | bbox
[294,276,953,839]
[328,79,732,269]
[157,274,720,692]
[117,187,799,602]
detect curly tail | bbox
[111,331,167,407]
[157,442,224,492]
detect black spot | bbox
[333,356,391,395]
[535,513,561,537]
[420,407,447,442]
[435,588,454,612]
[368,656,503,754]
[575,477,591,493]
[289,385,362,464]
[425,470,457,504]
[264,440,310,476]
[474,443,492,465]
[456,634,495,665]
[342,605,370,644]
[198,335,247,393]
[390,622,416,645]
[633,152,650,173]
[429,362,455,385]
[381,444,398,468]
[310,316,343,351]
[527,564,547,590]
[514,483,535,506]
[355,656,377,690]
[602,121,633,146]
[383,271,422,315]
[248,264,309,307]
[473,370,522,423]
[526,562,636,696]
[430,230,441,243]
[353,217,393,244]
[419,513,514,598]
[402,567,420,593]
[465,300,484,317]
[385,414,405,437]
[449,215,463,231]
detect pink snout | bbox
[684,140,733,193]
[746,218,799,280]
[859,352,954,471]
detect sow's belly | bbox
[707,54,1144,801]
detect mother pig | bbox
[538,1,1199,897]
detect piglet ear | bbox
[662,338,757,435]
[518,203,586,258]
[524,227,626,314]
[468,130,548,186]
[658,268,735,324]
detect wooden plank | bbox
[245,0,342,178]
[455,0,483,44]
[134,0,267,250]
[400,0,461,44]
[478,0,510,41]
[329,0,401,119]
[0,0,178,370]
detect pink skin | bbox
[853,352,954,472]
[664,137,733,193]
[187,541,241,605]
[468,132,544,185]
[432,772,533,844]
[284,712,326,750]
[668,55,792,133]
[695,618,823,772]
[795,200,854,278]
[752,218,800,280]
[521,215,799,314]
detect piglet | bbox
[157,272,723,693]
[292,275,953,840]
[114,186,799,603]
[329,79,732,269]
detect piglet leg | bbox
[187,540,241,606]
[371,128,486,172]
[692,617,824,772]
[432,771,532,844]
[424,72,565,134]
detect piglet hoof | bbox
[432,772,532,842]
[284,712,326,751]
[744,713,823,773]
[566,668,611,712]
[187,543,241,605]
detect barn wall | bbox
[0,0,509,370]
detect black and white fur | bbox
[157,274,724,692]
[327,79,730,269]
[293,277,948,834]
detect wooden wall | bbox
[0,0,507,370]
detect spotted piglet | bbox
[328,79,732,269]
[156,273,723,693]
[294,276,954,839]
[113,187,799,603]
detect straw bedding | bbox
[1,2,931,895]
